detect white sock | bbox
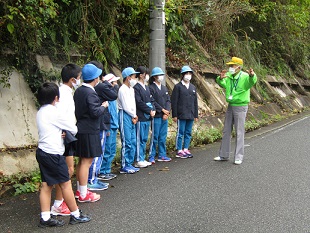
[178,150,183,153]
[53,199,63,208]
[41,211,51,221]
[77,181,80,191]
[71,208,80,218]
[184,148,188,151]
[80,185,87,198]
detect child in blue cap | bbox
[171,65,198,158]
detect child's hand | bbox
[220,70,228,79]
[162,114,168,120]
[150,110,156,117]
[173,117,177,122]
[102,101,109,108]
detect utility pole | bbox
[149,0,166,84]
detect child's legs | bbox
[158,118,168,156]
[107,128,117,173]
[88,131,106,184]
[55,155,74,201]
[59,180,78,212]
[149,118,160,158]
[119,110,135,168]
[39,182,53,212]
[129,123,136,165]
[176,119,186,151]
[136,121,150,162]
[183,119,194,149]
[100,130,111,174]
[78,157,94,186]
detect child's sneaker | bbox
[98,173,116,181]
[149,157,155,164]
[183,149,193,158]
[120,166,136,174]
[75,190,80,198]
[51,201,70,216]
[176,150,188,159]
[77,191,100,203]
[87,181,108,191]
[157,156,172,162]
[38,216,65,228]
[214,156,229,161]
[129,165,140,172]
[143,160,152,166]
[69,210,91,225]
[134,161,148,168]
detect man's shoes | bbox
[120,166,136,174]
[175,150,188,159]
[214,156,229,161]
[87,181,108,191]
[157,156,172,162]
[77,191,100,203]
[134,161,148,168]
[183,149,193,158]
[69,210,91,225]
[98,173,117,181]
[38,216,65,228]
[51,201,70,216]
[234,160,242,165]
[148,157,155,164]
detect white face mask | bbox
[129,78,137,87]
[229,67,239,75]
[183,74,192,82]
[157,75,164,82]
[73,79,80,90]
[145,74,150,82]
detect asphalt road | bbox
[1,112,310,233]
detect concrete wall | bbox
[1,57,310,176]
[0,70,38,175]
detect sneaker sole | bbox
[119,170,136,174]
[77,197,100,203]
[87,187,108,191]
[51,212,70,216]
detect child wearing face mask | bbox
[148,67,172,163]
[171,65,198,158]
[118,67,140,174]
[51,64,81,216]
[133,66,155,168]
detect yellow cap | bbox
[226,57,243,66]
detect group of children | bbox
[35,61,198,227]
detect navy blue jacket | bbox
[94,81,118,131]
[171,82,198,120]
[74,85,105,134]
[133,82,155,122]
[149,83,171,118]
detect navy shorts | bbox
[36,148,69,186]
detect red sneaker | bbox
[51,201,70,216]
[75,190,80,199]
[78,191,100,203]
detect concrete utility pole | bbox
[149,0,166,84]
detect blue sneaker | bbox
[149,157,155,164]
[87,181,109,191]
[120,166,136,174]
[157,156,172,162]
[129,164,140,172]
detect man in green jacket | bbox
[214,57,257,165]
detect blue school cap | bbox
[122,67,139,79]
[82,64,102,81]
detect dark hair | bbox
[61,63,81,83]
[87,60,105,80]
[136,66,149,80]
[37,82,59,106]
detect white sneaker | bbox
[134,161,148,168]
[214,156,229,161]
[234,160,242,165]
[143,160,152,166]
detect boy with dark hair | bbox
[36,82,90,227]
[51,63,81,216]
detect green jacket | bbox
[216,71,257,106]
